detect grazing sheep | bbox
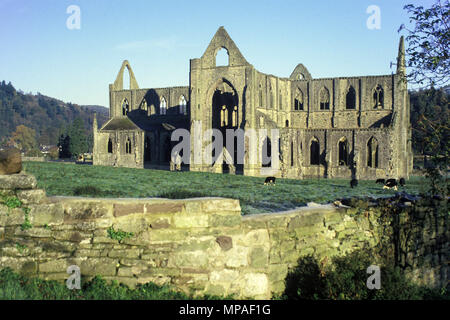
[399,178,406,186]
[383,179,398,191]
[350,179,358,188]
[264,176,276,185]
[376,179,386,184]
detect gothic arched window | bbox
[373,85,384,109]
[346,86,356,110]
[319,87,330,110]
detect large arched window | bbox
[122,99,130,116]
[338,138,348,166]
[346,86,356,110]
[107,138,113,154]
[373,85,384,109]
[319,87,330,110]
[160,97,167,115]
[179,96,187,115]
[310,137,320,165]
[125,138,132,154]
[294,88,304,110]
[367,137,379,168]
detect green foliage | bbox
[283,250,449,300]
[0,268,228,300]
[402,1,449,87]
[107,226,134,243]
[0,194,22,210]
[0,81,108,148]
[21,207,32,231]
[23,161,430,215]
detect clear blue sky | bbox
[0,0,434,107]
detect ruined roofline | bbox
[110,85,189,93]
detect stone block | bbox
[30,203,64,226]
[16,189,47,205]
[0,174,37,190]
[249,247,269,268]
[173,213,209,228]
[209,214,241,227]
[216,236,233,251]
[242,273,269,297]
[145,202,185,215]
[63,200,113,222]
[113,203,144,217]
[172,250,209,268]
[0,148,22,175]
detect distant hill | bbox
[0,81,109,146]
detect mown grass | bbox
[22,161,429,215]
[0,268,229,300]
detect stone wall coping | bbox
[243,203,342,221]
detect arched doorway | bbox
[211,79,242,172]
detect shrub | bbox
[283,250,449,300]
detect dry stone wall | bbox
[0,174,447,299]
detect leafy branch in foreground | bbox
[400,1,450,88]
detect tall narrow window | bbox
[338,138,348,166]
[140,98,148,112]
[346,86,356,110]
[220,106,228,127]
[107,138,113,154]
[294,89,304,110]
[310,138,320,165]
[160,97,167,115]
[122,99,130,116]
[126,138,132,154]
[232,106,238,127]
[319,87,330,110]
[285,120,289,127]
[262,137,272,167]
[367,137,379,168]
[179,96,187,115]
[373,85,384,109]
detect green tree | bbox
[7,125,39,155]
[401,1,449,87]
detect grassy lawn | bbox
[22,161,429,215]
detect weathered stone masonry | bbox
[93,27,413,180]
[1,174,448,298]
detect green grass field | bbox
[22,161,429,215]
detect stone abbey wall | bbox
[1,173,447,298]
[93,27,413,180]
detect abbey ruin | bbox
[93,27,413,180]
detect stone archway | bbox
[210,79,242,172]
